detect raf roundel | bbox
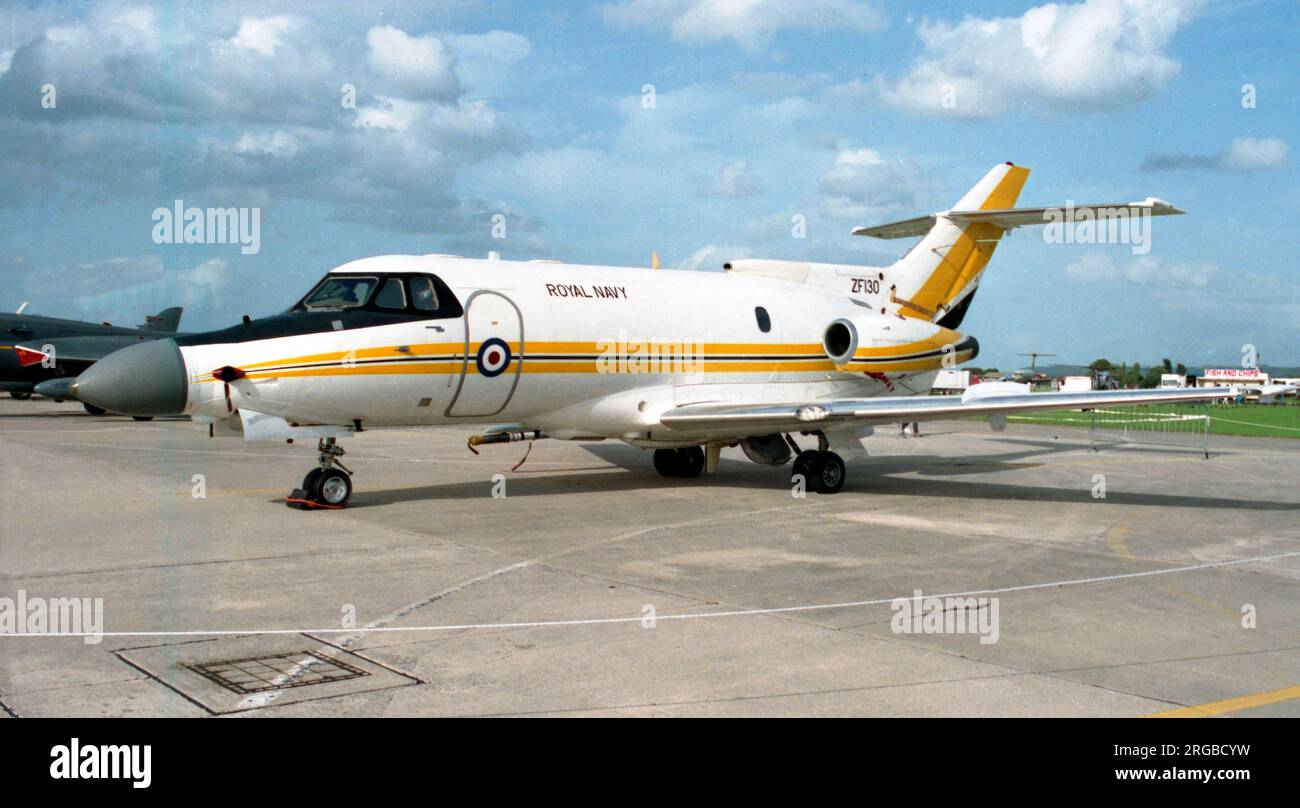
[475,338,512,378]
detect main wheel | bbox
[652,447,705,478]
[311,468,353,508]
[132,416,154,421]
[808,451,846,494]
[83,402,107,416]
[791,450,819,483]
[10,392,32,401]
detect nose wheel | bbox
[287,437,354,509]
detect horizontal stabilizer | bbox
[853,198,1184,240]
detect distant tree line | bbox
[1089,358,1186,389]
[962,358,1190,389]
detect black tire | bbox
[653,447,705,478]
[311,468,353,508]
[675,446,705,478]
[83,402,107,416]
[10,392,32,401]
[808,451,846,494]
[791,450,819,483]
[301,468,325,491]
[132,416,153,421]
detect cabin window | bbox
[375,277,407,310]
[410,277,440,312]
[755,306,771,333]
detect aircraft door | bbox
[445,290,523,417]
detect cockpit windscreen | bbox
[300,276,378,310]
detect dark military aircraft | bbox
[1,304,183,414]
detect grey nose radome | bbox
[72,339,188,416]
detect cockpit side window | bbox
[410,277,440,311]
[375,277,407,310]
[300,276,378,310]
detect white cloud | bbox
[1143,137,1290,172]
[817,148,927,220]
[227,16,297,56]
[366,25,458,100]
[445,31,531,97]
[18,255,231,319]
[232,130,300,159]
[353,96,424,132]
[1063,252,1218,287]
[704,159,764,198]
[877,0,1203,118]
[1223,137,1290,171]
[600,0,885,51]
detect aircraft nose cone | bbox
[33,377,78,399]
[73,339,188,416]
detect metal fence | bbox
[1088,403,1210,458]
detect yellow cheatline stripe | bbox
[851,333,956,358]
[220,358,968,381]
[1146,684,1300,718]
[190,339,970,383]
[237,342,461,371]
[206,340,831,377]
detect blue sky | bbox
[1,0,1295,369]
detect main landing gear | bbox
[652,436,847,494]
[287,437,354,510]
[792,449,846,494]
[653,446,705,478]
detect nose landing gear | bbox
[286,437,354,510]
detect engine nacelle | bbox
[740,434,792,466]
[822,316,977,371]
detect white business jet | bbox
[72,163,1227,508]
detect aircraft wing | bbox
[13,335,156,371]
[659,383,1230,434]
[852,198,1183,239]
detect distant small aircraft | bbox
[73,163,1228,508]
[2,306,183,414]
[1231,383,1298,403]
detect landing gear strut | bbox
[286,437,354,509]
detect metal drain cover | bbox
[117,634,420,714]
[184,650,370,694]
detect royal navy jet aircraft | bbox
[72,163,1228,508]
[2,305,183,413]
